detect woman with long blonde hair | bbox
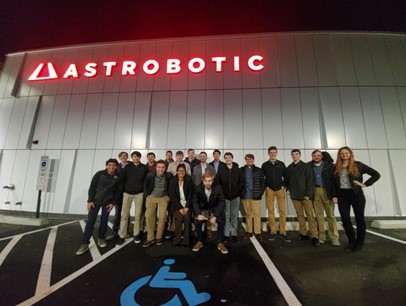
[332,146,380,252]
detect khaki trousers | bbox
[119,192,143,238]
[266,188,287,234]
[145,195,170,242]
[292,199,318,238]
[313,187,339,242]
[241,199,262,234]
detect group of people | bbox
[76,146,380,256]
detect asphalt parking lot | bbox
[0,217,405,306]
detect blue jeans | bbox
[224,197,240,237]
[81,202,111,244]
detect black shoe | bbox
[116,238,125,245]
[133,235,141,244]
[351,244,363,252]
[311,237,320,246]
[165,231,173,240]
[345,243,355,252]
[224,236,230,244]
[232,236,238,243]
[298,234,309,240]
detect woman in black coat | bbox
[168,164,195,246]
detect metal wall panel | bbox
[42,50,65,96]
[0,55,23,98]
[223,38,242,89]
[243,89,263,149]
[131,92,151,149]
[149,92,170,149]
[32,95,55,149]
[261,88,283,148]
[170,42,189,91]
[153,42,172,91]
[295,36,318,86]
[103,44,124,93]
[72,47,94,94]
[224,90,243,149]
[281,88,304,149]
[259,36,280,88]
[56,48,80,95]
[96,93,119,149]
[0,149,16,207]
[119,44,140,92]
[0,98,15,149]
[313,34,337,86]
[78,94,102,149]
[136,43,156,92]
[205,40,224,90]
[367,36,395,86]
[359,87,388,149]
[205,90,223,148]
[188,40,206,90]
[300,88,322,149]
[167,91,187,148]
[379,87,406,148]
[4,97,27,149]
[349,36,376,86]
[185,91,205,149]
[398,87,406,131]
[389,150,406,216]
[319,87,346,149]
[18,97,40,149]
[330,35,357,86]
[385,36,406,86]
[47,95,70,149]
[113,93,135,150]
[10,150,31,209]
[87,46,109,93]
[62,94,86,149]
[277,36,299,87]
[241,37,261,88]
[339,87,368,148]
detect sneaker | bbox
[268,233,277,241]
[165,231,173,240]
[311,237,320,247]
[255,234,263,242]
[244,232,253,239]
[133,235,141,244]
[156,238,163,246]
[319,239,325,244]
[143,240,155,248]
[345,243,355,252]
[217,242,228,254]
[298,234,309,240]
[331,240,341,246]
[279,234,291,243]
[232,236,238,243]
[105,233,117,241]
[223,236,230,244]
[192,241,203,252]
[97,238,107,248]
[76,244,89,255]
[116,237,125,245]
[351,244,363,252]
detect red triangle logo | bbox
[28,63,59,81]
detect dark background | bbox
[1,0,406,62]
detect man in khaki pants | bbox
[143,160,173,247]
[261,146,290,242]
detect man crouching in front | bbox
[192,172,228,254]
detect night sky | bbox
[1,0,405,62]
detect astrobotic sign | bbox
[28,55,264,81]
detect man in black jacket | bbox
[192,173,228,254]
[116,151,148,245]
[76,159,120,255]
[307,150,340,246]
[240,154,266,241]
[286,149,319,246]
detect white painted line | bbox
[0,220,78,242]
[242,223,302,306]
[0,234,23,267]
[366,228,406,244]
[35,227,57,295]
[108,221,114,229]
[18,239,133,306]
[78,220,101,261]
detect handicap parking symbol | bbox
[121,259,211,306]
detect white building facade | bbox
[0,32,405,217]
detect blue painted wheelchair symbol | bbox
[121,259,211,306]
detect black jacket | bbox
[119,162,148,194]
[193,183,225,218]
[240,165,266,200]
[168,175,195,211]
[332,161,380,196]
[144,172,173,197]
[261,160,287,191]
[307,161,335,199]
[286,161,314,200]
[88,169,120,205]
[216,163,244,200]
